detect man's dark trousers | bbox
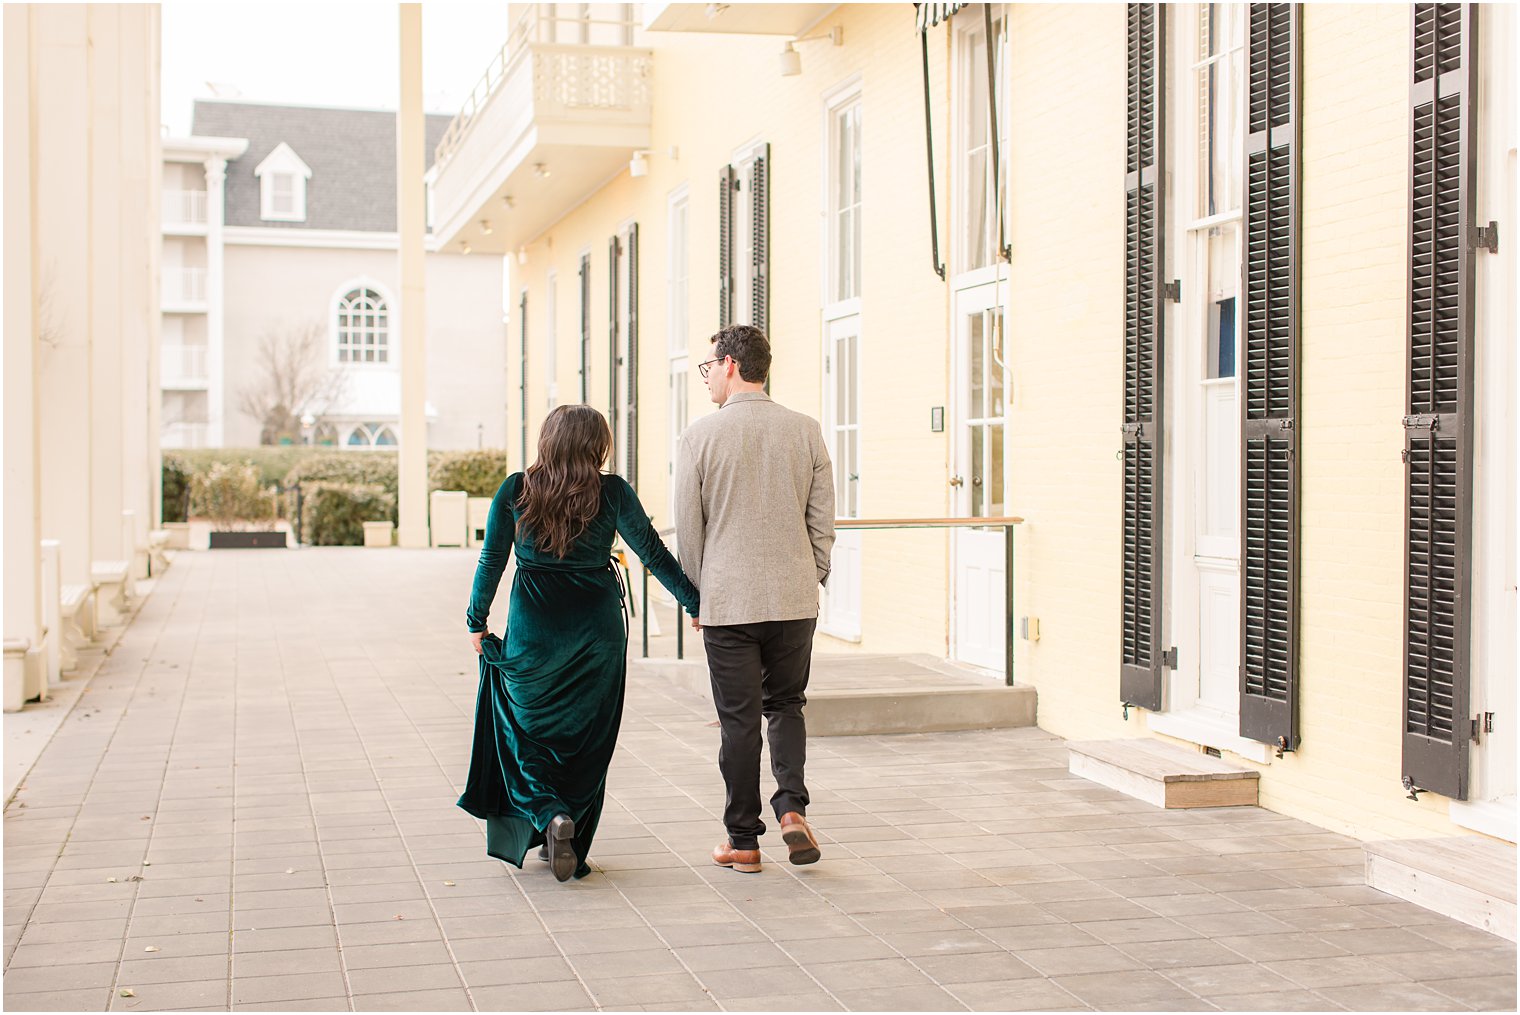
[702,618,815,850]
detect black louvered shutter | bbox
[718,165,734,329]
[1239,3,1301,752]
[519,291,529,470]
[579,254,591,404]
[1402,3,1477,801]
[626,222,640,490]
[608,234,621,474]
[1120,2,1166,712]
[750,146,770,332]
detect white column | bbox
[205,155,228,447]
[119,4,156,576]
[4,3,45,702]
[89,3,125,563]
[396,3,429,547]
[35,4,94,591]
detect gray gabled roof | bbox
[190,100,453,232]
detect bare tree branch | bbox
[236,321,349,444]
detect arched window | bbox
[345,422,398,448]
[337,288,389,363]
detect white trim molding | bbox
[223,226,443,253]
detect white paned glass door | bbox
[822,315,862,640]
[951,282,1007,671]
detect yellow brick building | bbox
[428,3,1515,848]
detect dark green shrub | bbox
[428,450,511,497]
[303,482,397,546]
[161,453,192,523]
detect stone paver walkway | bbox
[4,549,1514,1012]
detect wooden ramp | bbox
[1067,738,1260,809]
[1365,836,1517,942]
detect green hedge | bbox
[303,482,397,546]
[428,450,510,498]
[190,461,277,530]
[162,453,193,524]
[162,447,512,539]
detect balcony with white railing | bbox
[161,420,211,449]
[162,190,209,233]
[161,267,208,311]
[429,3,652,253]
[161,343,210,389]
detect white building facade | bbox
[160,101,509,451]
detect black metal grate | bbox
[1120,3,1165,711]
[1240,3,1299,750]
[1402,3,1475,801]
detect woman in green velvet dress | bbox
[459,405,699,882]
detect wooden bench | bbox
[1069,738,1260,808]
[91,560,130,627]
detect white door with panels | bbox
[951,282,1007,672]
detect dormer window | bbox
[254,142,312,222]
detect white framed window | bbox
[731,139,767,326]
[667,185,691,521]
[545,271,559,409]
[254,142,312,223]
[334,284,391,364]
[954,8,1009,276]
[828,92,864,306]
[346,422,398,447]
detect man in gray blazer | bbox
[675,324,835,874]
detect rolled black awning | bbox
[915,2,967,33]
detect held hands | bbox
[470,630,487,655]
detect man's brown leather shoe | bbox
[711,840,762,874]
[779,812,821,865]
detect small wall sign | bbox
[930,407,945,432]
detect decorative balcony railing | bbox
[161,344,209,386]
[434,4,646,166]
[161,267,207,307]
[161,421,211,449]
[162,190,208,228]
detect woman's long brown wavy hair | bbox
[517,405,612,557]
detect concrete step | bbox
[1068,738,1260,809]
[1365,836,1516,942]
[630,658,1036,736]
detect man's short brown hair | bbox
[710,324,771,383]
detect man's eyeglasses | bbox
[698,356,726,379]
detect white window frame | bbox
[254,142,312,223]
[667,185,691,522]
[951,7,1008,282]
[730,138,768,327]
[545,271,559,409]
[330,278,396,367]
[823,77,865,314]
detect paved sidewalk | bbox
[3,549,1514,1012]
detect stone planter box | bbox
[363,521,395,548]
[209,531,287,549]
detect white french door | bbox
[822,314,862,640]
[951,281,1007,671]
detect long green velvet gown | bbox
[458,472,699,879]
